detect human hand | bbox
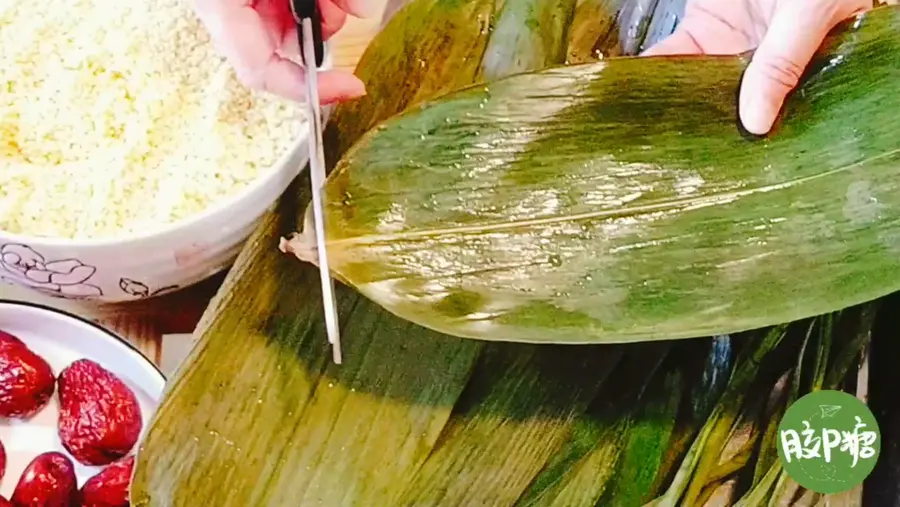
[194,0,377,104]
[643,0,871,135]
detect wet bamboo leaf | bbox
[481,0,577,80]
[288,8,900,346]
[132,1,890,505]
[515,344,671,506]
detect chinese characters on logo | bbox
[780,416,877,467]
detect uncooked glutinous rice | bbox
[0,0,302,240]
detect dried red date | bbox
[58,359,143,466]
[11,451,77,507]
[78,456,135,507]
[0,330,55,419]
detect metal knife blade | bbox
[294,1,342,364]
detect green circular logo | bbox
[777,389,880,494]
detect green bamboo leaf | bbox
[735,463,782,507]
[481,0,577,80]
[743,305,876,505]
[647,325,789,506]
[394,343,628,505]
[750,372,791,487]
[321,0,497,168]
[824,303,878,391]
[567,0,625,62]
[599,366,683,506]
[132,199,483,507]
[286,7,900,345]
[132,0,889,505]
[514,343,672,506]
[134,0,581,505]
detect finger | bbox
[237,53,307,101]
[194,0,287,82]
[642,1,761,57]
[739,0,870,135]
[317,72,367,104]
[219,39,364,105]
[257,62,366,104]
[280,23,301,61]
[328,0,381,18]
[193,0,366,103]
[640,28,704,56]
[320,0,348,40]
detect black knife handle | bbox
[292,0,325,68]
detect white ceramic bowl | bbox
[0,53,331,304]
[0,299,165,498]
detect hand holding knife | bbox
[289,0,343,364]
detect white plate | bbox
[0,299,165,499]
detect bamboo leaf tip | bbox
[279,234,318,266]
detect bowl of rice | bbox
[0,0,316,303]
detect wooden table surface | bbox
[0,1,390,377]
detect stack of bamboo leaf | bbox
[132,1,900,505]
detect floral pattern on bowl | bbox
[118,278,179,299]
[0,244,102,299]
[1,243,183,301]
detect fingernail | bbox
[740,99,776,136]
[321,81,366,105]
[346,78,367,98]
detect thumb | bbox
[739,0,870,135]
[640,29,703,56]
